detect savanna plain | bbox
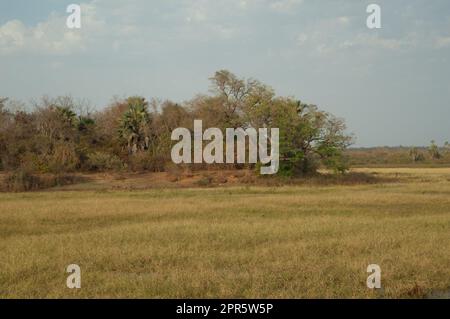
[0,167,449,298]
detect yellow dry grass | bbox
[0,168,449,298]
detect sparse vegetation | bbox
[409,147,424,163]
[429,140,441,160]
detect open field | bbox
[0,168,449,298]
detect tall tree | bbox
[208,70,257,127]
[119,97,151,154]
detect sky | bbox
[0,0,449,147]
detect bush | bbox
[47,143,80,173]
[87,152,123,171]
[0,170,83,192]
[2,170,39,192]
[195,174,213,187]
[128,152,166,172]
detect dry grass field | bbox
[0,168,449,298]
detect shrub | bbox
[429,140,441,160]
[3,170,39,192]
[47,143,80,173]
[87,152,123,171]
[128,152,166,172]
[195,175,213,187]
[1,170,84,192]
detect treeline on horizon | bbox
[1,70,449,189]
[347,144,450,167]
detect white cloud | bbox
[0,3,104,55]
[0,16,84,55]
[0,0,443,58]
[0,0,308,56]
[0,20,26,54]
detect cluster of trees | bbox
[409,141,450,162]
[0,70,352,177]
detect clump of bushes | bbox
[128,153,166,172]
[1,170,83,192]
[47,143,80,173]
[86,152,123,171]
[2,170,40,192]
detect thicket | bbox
[0,71,352,180]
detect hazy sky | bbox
[1,0,449,146]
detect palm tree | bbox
[119,97,150,154]
[56,106,77,126]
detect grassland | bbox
[0,168,449,298]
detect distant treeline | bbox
[0,70,352,179]
[347,145,450,167]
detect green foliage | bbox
[56,106,77,126]
[118,97,151,154]
[77,116,95,132]
[246,95,352,176]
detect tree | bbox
[208,70,258,128]
[94,99,129,156]
[151,101,191,157]
[409,147,424,162]
[429,140,441,159]
[118,96,151,154]
[32,96,83,172]
[1,110,38,171]
[282,101,352,175]
[244,87,352,175]
[33,96,78,142]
